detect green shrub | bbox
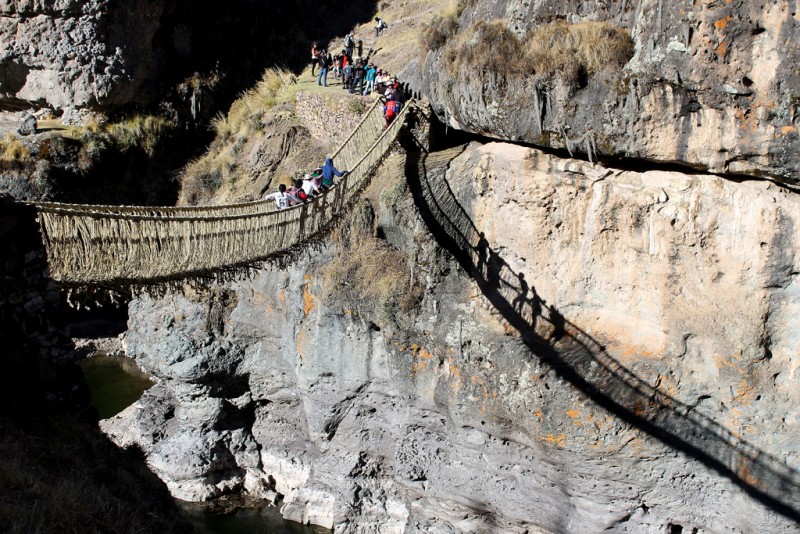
[347,98,367,115]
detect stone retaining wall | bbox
[295,90,373,150]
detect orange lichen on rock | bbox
[543,434,567,448]
[409,344,436,376]
[303,275,317,316]
[733,378,757,405]
[447,357,463,392]
[735,454,765,489]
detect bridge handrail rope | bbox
[34,98,412,284]
[33,99,386,219]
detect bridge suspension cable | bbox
[33,98,412,285]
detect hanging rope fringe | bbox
[559,127,597,164]
[33,99,413,285]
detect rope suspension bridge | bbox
[32,99,413,286]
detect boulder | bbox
[17,112,36,135]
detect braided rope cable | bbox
[34,100,413,284]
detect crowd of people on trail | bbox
[308,18,407,126]
[265,19,407,210]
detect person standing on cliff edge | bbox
[375,17,388,37]
[317,49,331,87]
[310,42,320,76]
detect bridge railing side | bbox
[35,100,412,284]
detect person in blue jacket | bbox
[320,157,347,190]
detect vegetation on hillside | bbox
[0,415,194,533]
[420,1,469,51]
[425,17,634,87]
[323,198,422,327]
[0,134,32,169]
[178,68,297,204]
[0,114,178,202]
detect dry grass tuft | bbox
[214,68,295,142]
[0,133,31,169]
[525,21,634,80]
[180,68,297,203]
[58,114,175,172]
[444,20,531,77]
[420,1,467,50]
[323,200,422,324]
[440,19,633,85]
[106,115,174,156]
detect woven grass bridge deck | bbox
[33,99,412,285]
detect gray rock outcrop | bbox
[0,0,164,110]
[103,140,800,533]
[420,0,800,186]
[16,112,35,134]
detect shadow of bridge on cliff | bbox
[399,131,800,524]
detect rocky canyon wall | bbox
[79,0,800,532]
[105,138,800,532]
[0,0,382,113]
[0,0,165,110]
[420,0,800,187]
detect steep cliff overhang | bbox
[419,0,800,188]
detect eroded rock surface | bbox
[0,0,163,110]
[420,0,800,185]
[104,141,800,533]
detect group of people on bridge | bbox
[264,157,348,210]
[264,20,406,211]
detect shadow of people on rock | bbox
[399,131,800,524]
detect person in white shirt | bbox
[264,183,291,209]
[375,17,388,37]
[301,173,320,198]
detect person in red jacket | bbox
[383,99,399,127]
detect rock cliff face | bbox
[0,0,164,110]
[78,1,800,531]
[0,0,383,113]
[105,138,800,532]
[420,0,800,187]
